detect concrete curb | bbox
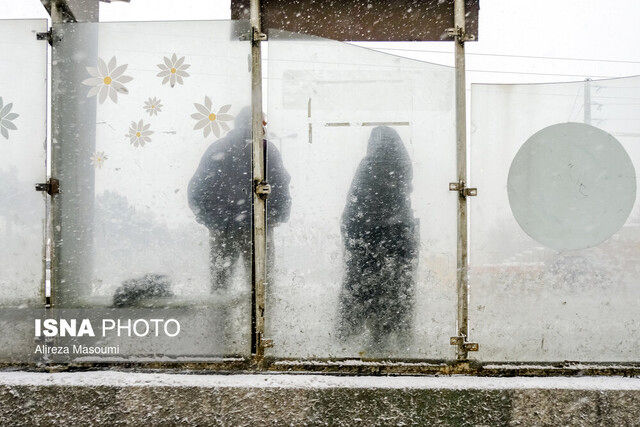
[1,372,639,425]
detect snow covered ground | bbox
[1,371,639,390]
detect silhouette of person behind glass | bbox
[188,106,291,291]
[338,125,419,350]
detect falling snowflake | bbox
[157,53,190,87]
[191,97,233,138]
[143,97,163,116]
[0,97,18,140]
[90,151,108,168]
[82,56,133,104]
[125,120,153,147]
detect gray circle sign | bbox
[507,122,636,251]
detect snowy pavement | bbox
[1,371,639,390]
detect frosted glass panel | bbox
[0,20,47,306]
[0,19,47,362]
[470,77,640,362]
[52,21,252,358]
[267,31,457,359]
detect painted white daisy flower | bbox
[82,56,133,104]
[143,97,163,116]
[157,53,190,87]
[125,119,153,147]
[0,97,18,140]
[191,97,233,138]
[90,151,108,168]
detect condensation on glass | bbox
[51,20,252,359]
[266,30,457,359]
[470,77,640,362]
[0,20,48,361]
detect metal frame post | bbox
[49,0,72,310]
[250,0,269,359]
[49,0,98,307]
[449,0,478,360]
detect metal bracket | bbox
[37,29,62,45]
[36,30,52,45]
[35,178,60,195]
[449,181,477,197]
[240,28,267,42]
[450,336,479,352]
[253,27,267,42]
[254,180,271,199]
[445,26,475,43]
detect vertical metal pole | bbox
[50,0,66,310]
[454,0,470,361]
[584,78,592,125]
[250,0,267,358]
[50,1,98,307]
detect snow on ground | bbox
[0,371,638,390]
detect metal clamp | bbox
[253,27,267,42]
[445,26,475,43]
[450,336,479,352]
[36,30,52,44]
[449,181,477,197]
[240,28,267,42]
[35,178,60,195]
[36,30,61,46]
[254,180,271,199]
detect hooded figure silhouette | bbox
[188,106,291,291]
[338,126,419,348]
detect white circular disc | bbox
[507,122,636,251]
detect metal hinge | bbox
[36,30,60,46]
[36,30,52,44]
[254,180,271,199]
[240,28,267,42]
[35,178,60,195]
[445,26,475,43]
[450,336,479,352]
[449,180,477,197]
[253,27,267,42]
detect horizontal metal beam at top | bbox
[231,0,479,41]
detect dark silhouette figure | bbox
[338,126,419,349]
[188,107,291,291]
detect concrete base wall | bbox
[1,372,639,425]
